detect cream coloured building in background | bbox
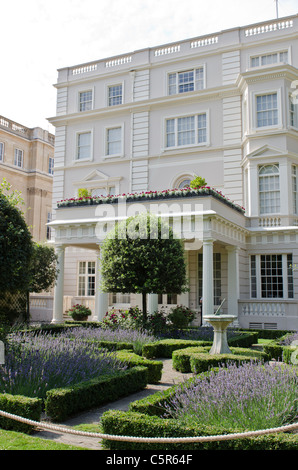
[48,14,298,331]
[0,115,55,320]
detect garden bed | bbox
[101,361,298,450]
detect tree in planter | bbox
[100,213,188,324]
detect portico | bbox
[49,188,247,325]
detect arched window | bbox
[259,164,280,214]
[174,176,192,189]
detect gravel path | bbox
[33,359,193,450]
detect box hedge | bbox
[115,350,163,383]
[100,409,298,451]
[172,346,269,373]
[44,366,148,422]
[0,393,42,434]
[142,339,212,359]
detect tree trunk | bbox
[142,292,147,325]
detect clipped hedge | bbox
[172,346,269,373]
[142,339,212,359]
[115,350,163,383]
[0,393,42,434]
[228,332,259,348]
[101,409,298,451]
[44,366,148,422]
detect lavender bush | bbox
[61,326,157,355]
[162,361,298,431]
[0,331,127,400]
[280,331,298,346]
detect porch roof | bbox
[49,188,248,249]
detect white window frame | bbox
[108,83,123,106]
[250,254,294,300]
[289,92,298,129]
[250,49,289,69]
[79,89,93,112]
[14,148,23,168]
[77,261,96,297]
[0,142,4,162]
[75,130,93,162]
[292,165,298,215]
[104,124,124,158]
[164,111,209,150]
[258,164,280,215]
[251,90,281,131]
[167,66,205,95]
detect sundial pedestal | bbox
[204,315,237,355]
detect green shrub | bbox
[263,343,284,361]
[228,332,259,348]
[167,305,196,328]
[115,350,163,383]
[0,393,42,434]
[101,409,298,451]
[142,339,212,359]
[172,347,210,372]
[45,366,148,422]
[190,353,261,374]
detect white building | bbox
[48,14,298,331]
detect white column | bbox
[94,247,109,322]
[226,246,239,319]
[179,250,189,307]
[52,245,65,324]
[148,294,158,315]
[202,238,214,321]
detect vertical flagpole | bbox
[275,0,279,18]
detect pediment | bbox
[81,170,110,182]
[246,145,287,160]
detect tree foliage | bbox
[190,175,207,188]
[0,192,33,293]
[28,243,58,293]
[100,213,188,322]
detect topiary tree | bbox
[100,213,188,324]
[190,175,207,188]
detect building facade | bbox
[0,115,55,321]
[48,14,298,331]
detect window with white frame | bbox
[106,127,122,156]
[0,142,3,162]
[292,165,298,215]
[166,113,207,148]
[76,131,91,160]
[259,164,280,214]
[14,148,23,167]
[168,68,205,95]
[48,156,54,175]
[112,293,130,304]
[198,253,221,306]
[289,94,298,128]
[158,294,178,305]
[108,85,122,106]
[78,261,96,296]
[256,93,278,128]
[250,254,293,299]
[91,186,116,197]
[79,91,93,112]
[250,51,288,68]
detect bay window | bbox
[256,93,278,128]
[250,254,293,299]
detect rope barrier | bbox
[1,409,298,443]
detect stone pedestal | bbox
[204,315,237,354]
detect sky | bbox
[0,0,297,133]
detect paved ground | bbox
[33,359,194,450]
